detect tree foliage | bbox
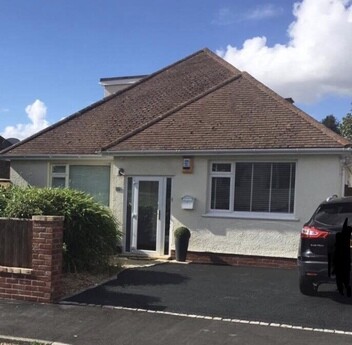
[339,112,352,141]
[0,186,121,272]
[321,105,352,141]
[321,114,340,134]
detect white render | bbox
[114,154,346,259]
[9,153,349,259]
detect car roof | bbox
[320,196,352,206]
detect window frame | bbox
[208,160,297,220]
[51,164,69,188]
[49,163,112,206]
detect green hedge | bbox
[0,186,121,272]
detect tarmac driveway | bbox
[63,263,352,332]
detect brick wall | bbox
[0,215,64,303]
[172,250,297,269]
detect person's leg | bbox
[336,272,344,295]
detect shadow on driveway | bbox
[64,265,189,310]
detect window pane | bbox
[271,163,295,213]
[125,177,133,252]
[52,165,66,174]
[211,177,230,210]
[212,163,231,172]
[252,163,271,212]
[69,165,110,206]
[52,177,66,188]
[234,162,296,214]
[234,163,252,211]
[137,181,159,251]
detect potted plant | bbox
[174,226,191,262]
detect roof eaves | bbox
[101,73,243,152]
[241,72,352,148]
[102,147,352,157]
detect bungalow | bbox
[1,48,351,265]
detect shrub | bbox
[0,186,121,272]
[174,226,191,239]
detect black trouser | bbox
[335,268,351,296]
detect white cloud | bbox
[217,0,352,103]
[246,4,284,20]
[1,99,49,140]
[213,4,283,25]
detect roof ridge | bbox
[202,48,242,75]
[101,73,243,152]
[241,72,351,148]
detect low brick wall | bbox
[0,215,64,303]
[172,250,297,269]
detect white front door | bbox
[131,177,165,255]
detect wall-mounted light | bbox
[118,168,125,176]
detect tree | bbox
[339,109,352,141]
[321,114,341,134]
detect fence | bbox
[0,219,32,268]
[0,216,64,303]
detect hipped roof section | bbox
[3,48,350,156]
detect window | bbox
[51,164,111,206]
[210,163,232,210]
[209,162,296,215]
[51,165,68,188]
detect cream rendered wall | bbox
[115,154,344,259]
[10,161,48,187]
[9,155,344,258]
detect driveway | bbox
[63,262,352,332]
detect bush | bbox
[0,186,121,272]
[174,226,191,239]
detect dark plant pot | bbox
[175,236,189,262]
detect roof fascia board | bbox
[2,154,113,161]
[102,148,352,157]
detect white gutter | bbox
[1,154,114,161]
[101,147,352,157]
[3,148,351,160]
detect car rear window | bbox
[314,203,352,226]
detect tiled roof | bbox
[3,48,350,156]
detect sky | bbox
[1,0,352,140]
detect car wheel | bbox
[299,276,317,296]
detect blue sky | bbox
[1,0,352,140]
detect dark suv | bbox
[298,196,352,295]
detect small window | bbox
[52,165,66,174]
[51,165,68,188]
[212,163,231,172]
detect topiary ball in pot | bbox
[174,226,191,262]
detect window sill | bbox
[202,211,299,222]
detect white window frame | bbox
[207,161,297,220]
[49,163,112,206]
[51,164,69,188]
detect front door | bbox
[131,177,165,255]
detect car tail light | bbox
[301,226,329,239]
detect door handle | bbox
[158,209,161,220]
